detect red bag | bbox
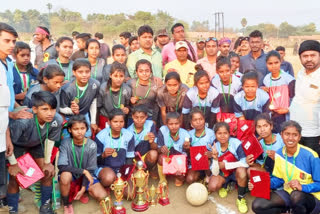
[68,176,83,203]
[269,85,290,110]
[241,134,263,161]
[162,155,187,175]
[190,146,209,171]
[250,170,270,200]
[15,153,44,189]
[217,112,237,136]
[237,120,255,141]
[119,164,135,181]
[218,151,237,177]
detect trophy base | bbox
[112,207,126,214]
[131,202,149,212]
[159,198,170,206]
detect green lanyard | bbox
[167,130,179,157]
[221,79,231,105]
[197,94,207,115]
[91,63,98,79]
[135,79,151,100]
[57,58,71,80]
[110,129,122,151]
[134,124,145,143]
[71,139,85,168]
[175,90,181,112]
[269,71,282,88]
[35,115,49,149]
[109,86,123,108]
[76,82,89,100]
[191,128,205,146]
[285,148,296,182]
[15,63,29,91]
[261,134,274,167]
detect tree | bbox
[190,20,209,32]
[279,22,296,38]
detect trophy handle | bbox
[110,184,115,190]
[100,197,112,214]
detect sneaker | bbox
[236,198,248,213]
[39,200,56,214]
[0,198,9,212]
[218,188,228,198]
[63,205,74,214]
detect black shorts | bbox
[13,144,44,159]
[0,152,7,185]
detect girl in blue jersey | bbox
[12,42,39,105]
[94,109,135,187]
[246,113,284,176]
[182,66,220,129]
[157,112,191,186]
[261,50,295,132]
[208,122,249,214]
[186,108,215,184]
[234,71,270,121]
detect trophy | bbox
[100,196,112,214]
[157,182,170,206]
[148,185,157,206]
[110,173,128,214]
[131,161,149,212]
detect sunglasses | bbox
[206,37,218,42]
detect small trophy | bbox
[100,196,112,214]
[157,182,170,206]
[131,161,149,212]
[110,173,128,214]
[148,184,157,206]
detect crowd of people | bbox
[0,20,320,214]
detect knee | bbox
[89,184,107,201]
[207,179,219,192]
[236,167,247,180]
[290,190,302,204]
[99,168,116,187]
[186,175,196,184]
[60,172,72,185]
[148,150,158,163]
[252,198,263,212]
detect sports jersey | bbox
[256,133,284,173]
[157,84,188,114]
[44,59,74,81]
[271,144,320,200]
[211,75,242,113]
[9,112,62,148]
[127,78,162,121]
[60,78,100,116]
[188,127,215,148]
[97,82,131,118]
[127,120,156,156]
[157,126,190,155]
[234,88,270,120]
[12,64,39,96]
[214,137,247,165]
[95,127,135,172]
[89,58,106,84]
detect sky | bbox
[3,0,320,29]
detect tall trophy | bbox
[131,161,149,211]
[157,182,170,206]
[110,173,128,214]
[148,184,157,206]
[100,196,112,214]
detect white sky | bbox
[3,0,320,29]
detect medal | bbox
[120,104,124,108]
[165,157,171,163]
[284,183,290,190]
[269,104,274,110]
[74,97,79,104]
[112,151,118,158]
[144,135,149,141]
[135,96,139,100]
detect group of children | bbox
[3,23,320,214]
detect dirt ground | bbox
[19,176,255,214]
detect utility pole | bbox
[214,12,224,38]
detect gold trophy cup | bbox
[158,182,170,206]
[100,196,112,214]
[110,173,128,214]
[148,184,157,206]
[131,161,149,211]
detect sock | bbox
[238,186,246,200]
[62,196,70,206]
[6,193,19,213]
[41,185,53,206]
